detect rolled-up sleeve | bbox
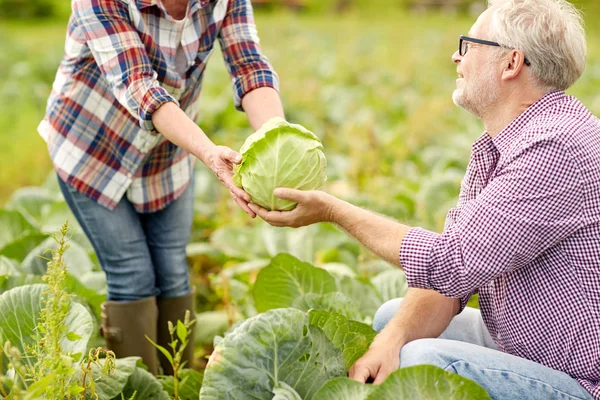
[400,139,583,311]
[218,0,279,111]
[73,0,178,133]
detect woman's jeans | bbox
[57,175,194,302]
[374,298,594,400]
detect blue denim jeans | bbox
[58,174,194,302]
[374,298,593,400]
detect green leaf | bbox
[176,320,187,344]
[371,269,408,303]
[335,276,381,321]
[66,331,82,341]
[5,186,59,227]
[0,210,36,250]
[157,369,203,400]
[145,335,174,366]
[75,356,138,400]
[0,232,49,262]
[253,254,337,313]
[59,302,94,362]
[210,226,268,259]
[373,365,491,399]
[312,366,492,400]
[113,367,170,400]
[194,310,242,347]
[23,373,56,399]
[0,285,48,366]
[0,255,21,277]
[64,273,105,321]
[200,308,346,400]
[21,237,94,276]
[307,310,376,369]
[292,292,362,321]
[0,284,94,366]
[272,381,303,400]
[312,376,374,400]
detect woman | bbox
[38,0,284,375]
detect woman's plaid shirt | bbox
[401,91,600,398]
[38,0,279,212]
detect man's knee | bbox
[400,339,457,369]
[373,298,404,332]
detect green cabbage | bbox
[233,117,327,211]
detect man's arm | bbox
[251,139,583,298]
[249,190,411,267]
[329,197,410,267]
[349,288,460,384]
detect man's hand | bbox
[205,145,256,218]
[348,340,402,384]
[248,189,336,228]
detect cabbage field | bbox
[1,4,599,399]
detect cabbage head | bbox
[233,117,327,211]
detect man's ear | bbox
[502,50,527,81]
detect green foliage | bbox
[146,311,196,399]
[200,308,348,400]
[313,365,492,399]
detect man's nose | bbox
[452,50,462,64]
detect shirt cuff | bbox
[400,227,475,315]
[400,227,439,289]
[139,86,179,133]
[458,291,477,314]
[233,69,280,111]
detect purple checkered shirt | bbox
[400,91,600,398]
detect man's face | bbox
[452,9,503,118]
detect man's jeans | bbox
[57,174,194,302]
[373,298,593,400]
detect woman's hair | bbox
[487,0,586,91]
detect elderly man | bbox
[249,0,600,398]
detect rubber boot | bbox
[157,288,196,375]
[101,296,159,375]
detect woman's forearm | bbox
[151,101,215,164]
[241,87,285,130]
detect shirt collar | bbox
[491,90,567,155]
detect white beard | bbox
[452,65,500,118]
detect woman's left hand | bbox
[205,145,256,218]
[248,188,336,228]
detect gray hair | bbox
[487,0,586,91]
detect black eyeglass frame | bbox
[459,35,531,66]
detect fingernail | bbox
[273,188,282,196]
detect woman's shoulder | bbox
[73,0,131,18]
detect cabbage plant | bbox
[233,118,327,211]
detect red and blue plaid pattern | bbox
[38,0,278,212]
[400,91,600,398]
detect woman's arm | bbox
[241,87,285,131]
[151,102,255,216]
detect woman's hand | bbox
[205,145,255,218]
[248,188,336,228]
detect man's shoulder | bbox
[520,95,599,148]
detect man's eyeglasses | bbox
[459,35,531,66]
